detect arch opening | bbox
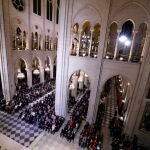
[90,22,101,58]
[116,20,134,61]
[105,22,118,59]
[67,70,90,114]
[96,75,131,130]
[79,21,91,57]
[44,56,51,81]
[13,27,27,50]
[131,23,147,63]
[15,58,27,91]
[32,57,40,85]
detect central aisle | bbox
[101,78,118,150]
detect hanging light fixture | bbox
[78,76,83,82]
[33,69,40,75]
[69,83,75,90]
[17,69,25,79]
[45,64,50,72]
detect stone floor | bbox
[0,82,117,150]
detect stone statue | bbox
[71,24,79,52]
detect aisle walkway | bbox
[101,78,118,150]
[102,78,118,127]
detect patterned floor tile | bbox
[0,111,42,147]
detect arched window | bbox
[32,57,40,85]
[70,23,79,56]
[79,21,91,57]
[14,27,26,50]
[22,31,26,50]
[131,23,147,62]
[90,23,101,58]
[106,22,118,59]
[44,56,51,81]
[56,0,60,24]
[33,0,41,16]
[47,0,53,21]
[31,32,41,50]
[45,35,50,50]
[15,58,27,90]
[117,20,134,61]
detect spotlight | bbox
[106,55,109,59]
[120,116,124,121]
[82,53,86,57]
[125,40,131,46]
[94,54,97,58]
[119,57,123,61]
[119,35,127,42]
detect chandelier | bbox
[69,83,75,90]
[78,76,83,82]
[17,69,25,79]
[45,65,50,72]
[33,69,40,75]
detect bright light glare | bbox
[125,40,131,46]
[119,35,127,42]
[106,55,109,59]
[119,57,123,61]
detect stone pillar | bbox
[26,67,32,88]
[128,30,137,62]
[71,75,78,97]
[50,64,53,79]
[88,29,93,56]
[40,67,44,83]
[84,74,88,87]
[0,1,11,100]
[55,0,73,117]
[124,31,150,135]
[113,30,121,59]
[77,30,81,56]
[141,30,150,62]
[78,81,83,90]
[71,76,78,97]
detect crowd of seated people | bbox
[16,79,28,91]
[79,122,103,150]
[111,131,148,150]
[109,111,149,150]
[0,79,55,113]
[32,75,40,86]
[60,90,90,142]
[0,91,4,100]
[0,99,6,111]
[19,93,65,134]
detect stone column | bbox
[77,30,81,56]
[113,29,121,59]
[26,67,32,88]
[0,1,11,100]
[40,67,44,83]
[71,83,77,98]
[84,74,88,87]
[128,30,137,62]
[141,30,150,62]
[71,75,78,97]
[55,0,73,117]
[50,65,54,79]
[88,29,93,56]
